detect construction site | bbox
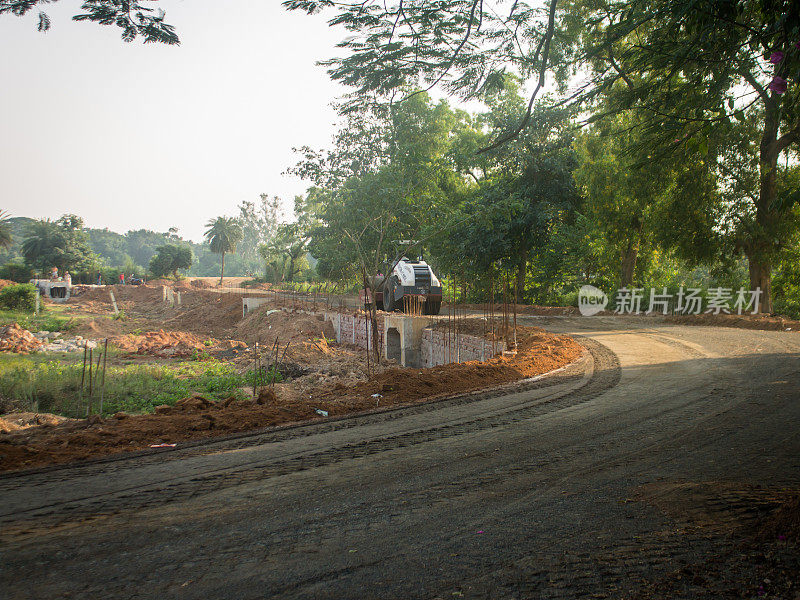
[2,279,799,599]
[4,2,800,597]
[0,280,584,472]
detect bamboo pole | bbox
[270,337,279,390]
[100,338,108,415]
[253,342,259,399]
[80,342,87,415]
[365,309,370,377]
[86,347,93,416]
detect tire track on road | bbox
[0,339,619,532]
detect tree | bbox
[427,81,581,302]
[573,0,800,312]
[149,244,193,280]
[20,215,96,274]
[204,216,243,285]
[1,0,179,44]
[289,0,800,312]
[573,112,722,289]
[0,210,12,250]
[236,195,283,276]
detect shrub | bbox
[0,263,33,283]
[0,283,37,311]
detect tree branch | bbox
[477,0,557,154]
[777,123,800,153]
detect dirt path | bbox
[1,319,798,599]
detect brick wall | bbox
[421,329,506,368]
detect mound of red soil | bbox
[234,305,336,345]
[0,396,322,471]
[190,279,213,289]
[146,278,174,287]
[0,323,42,354]
[0,279,18,290]
[162,293,243,334]
[309,325,583,412]
[0,412,76,433]
[110,330,246,358]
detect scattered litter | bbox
[314,408,328,417]
[476,530,484,534]
[371,393,383,398]
[149,443,177,448]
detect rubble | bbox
[0,323,43,354]
[37,332,97,353]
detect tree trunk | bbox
[619,217,643,288]
[219,251,225,286]
[620,239,639,288]
[748,100,781,314]
[362,271,381,361]
[748,259,772,314]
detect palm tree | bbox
[0,210,12,250]
[204,216,243,285]
[21,220,60,272]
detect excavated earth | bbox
[0,319,581,472]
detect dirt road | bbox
[1,318,798,599]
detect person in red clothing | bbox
[119,272,125,285]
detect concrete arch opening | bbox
[386,327,401,362]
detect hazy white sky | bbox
[1,1,346,241]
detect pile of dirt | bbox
[0,412,76,433]
[234,305,336,345]
[0,278,18,290]
[0,323,42,354]
[70,317,128,338]
[146,278,174,287]
[110,330,247,358]
[665,312,800,331]
[161,293,243,335]
[190,279,214,289]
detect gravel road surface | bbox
[1,317,798,599]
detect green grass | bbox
[0,307,77,332]
[0,354,280,418]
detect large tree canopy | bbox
[148,243,193,280]
[20,215,96,273]
[286,0,800,311]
